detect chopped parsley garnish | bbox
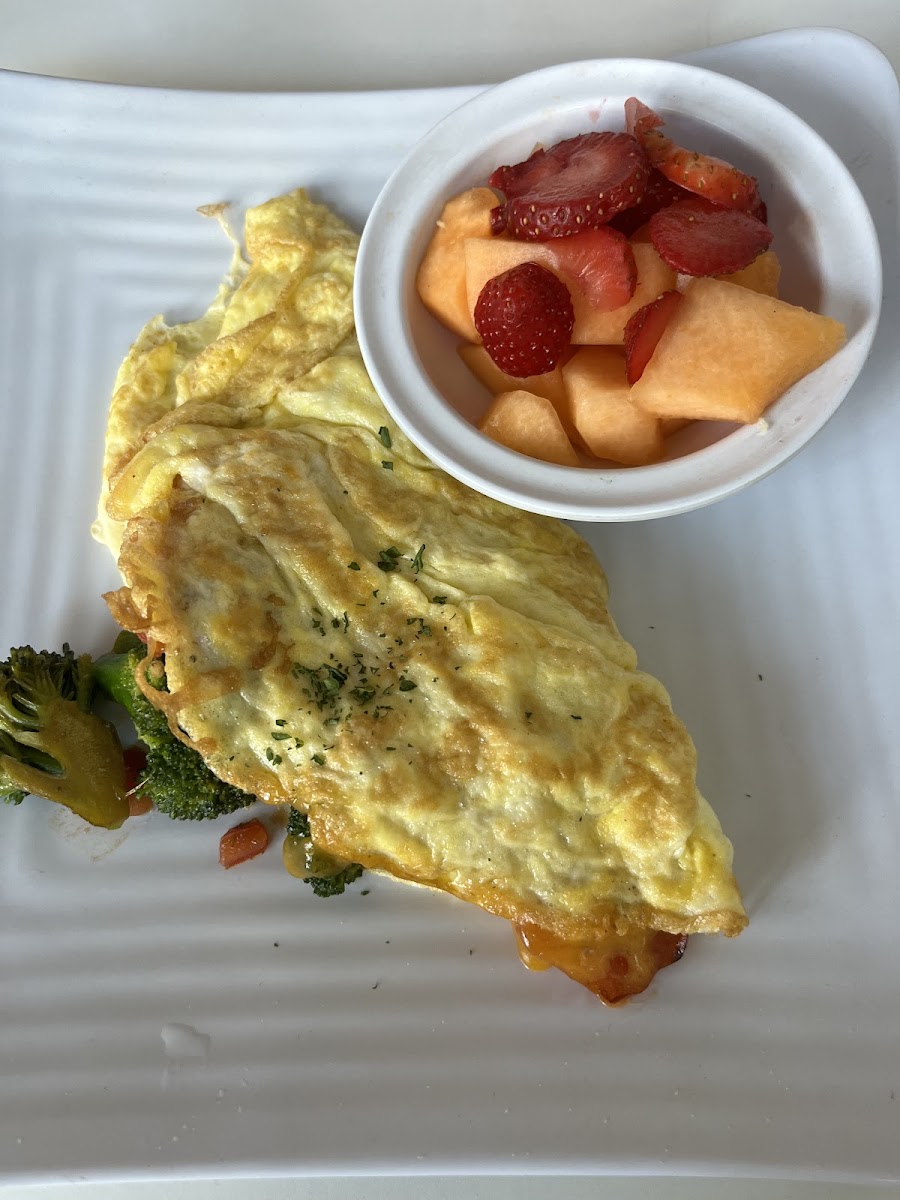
[348,561,361,571]
[291,605,428,736]
[378,426,392,449]
[377,546,402,572]
[311,753,326,766]
[275,718,287,727]
[571,714,582,720]
[411,544,425,573]
[293,662,348,711]
[382,460,393,470]
[432,595,447,605]
[271,731,291,741]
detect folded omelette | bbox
[94,189,747,1004]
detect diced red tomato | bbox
[219,818,269,869]
[123,745,153,816]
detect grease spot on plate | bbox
[48,806,129,860]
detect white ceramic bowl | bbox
[355,58,881,521]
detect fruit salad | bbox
[416,98,846,468]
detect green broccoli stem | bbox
[0,645,128,829]
[1,698,127,825]
[93,635,145,712]
[94,638,256,822]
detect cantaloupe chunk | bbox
[716,248,781,297]
[464,237,675,346]
[561,347,664,466]
[478,390,580,466]
[416,188,498,340]
[660,417,694,437]
[458,342,567,408]
[630,277,847,424]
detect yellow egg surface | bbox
[94,189,746,1003]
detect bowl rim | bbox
[354,56,882,521]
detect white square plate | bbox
[1,28,898,1186]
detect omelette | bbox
[93,189,747,1004]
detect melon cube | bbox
[416,188,498,340]
[629,278,847,424]
[660,417,694,437]
[478,390,580,466]
[716,248,781,297]
[464,238,676,347]
[561,347,664,466]
[458,342,567,408]
[460,343,580,445]
[464,237,555,326]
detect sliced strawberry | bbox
[749,194,768,225]
[474,261,574,376]
[624,96,662,140]
[658,149,761,212]
[626,97,760,212]
[608,168,690,237]
[548,226,637,312]
[649,197,773,276]
[624,289,682,385]
[490,143,565,198]
[489,205,507,236]
[491,132,650,241]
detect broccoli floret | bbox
[93,633,255,821]
[0,645,128,829]
[305,862,364,898]
[286,806,308,837]
[284,805,364,897]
